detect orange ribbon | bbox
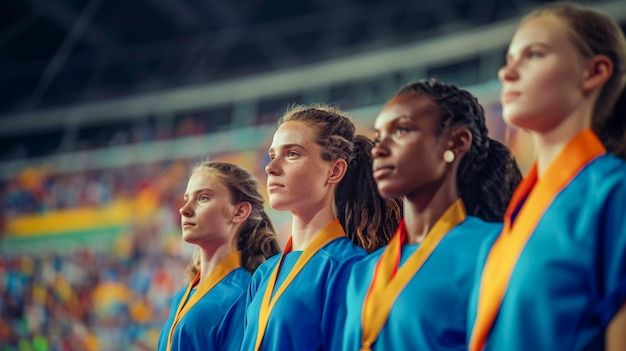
[469,130,606,351]
[360,199,466,350]
[254,219,345,351]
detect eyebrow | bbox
[506,42,552,59]
[374,115,413,131]
[268,143,305,154]
[183,188,215,199]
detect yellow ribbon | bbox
[254,219,345,351]
[360,199,466,350]
[166,250,242,351]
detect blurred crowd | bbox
[0,159,204,351]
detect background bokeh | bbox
[1,1,624,350]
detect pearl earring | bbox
[443,150,455,163]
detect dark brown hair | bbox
[278,104,402,252]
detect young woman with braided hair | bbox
[342,78,522,350]
[241,105,402,351]
[469,3,626,351]
[158,161,280,351]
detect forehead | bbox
[186,170,227,193]
[511,15,571,48]
[270,121,318,148]
[375,93,440,129]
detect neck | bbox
[403,178,459,245]
[198,241,237,284]
[533,109,592,177]
[289,205,337,251]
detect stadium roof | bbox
[1,0,587,117]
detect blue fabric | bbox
[157,268,251,351]
[468,154,626,351]
[241,237,366,351]
[342,216,500,350]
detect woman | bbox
[158,161,280,351]
[468,3,626,350]
[342,78,522,350]
[241,105,402,351]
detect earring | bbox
[443,150,455,163]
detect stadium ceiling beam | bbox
[149,0,204,30]
[0,0,624,136]
[26,0,113,47]
[25,0,105,109]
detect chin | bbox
[376,184,401,200]
[503,113,530,130]
[182,232,199,244]
[268,198,289,211]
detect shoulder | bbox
[250,253,281,281]
[563,155,626,208]
[457,216,502,232]
[225,267,252,291]
[317,237,367,264]
[170,286,189,304]
[441,216,502,254]
[580,154,626,188]
[351,245,385,273]
[448,216,502,239]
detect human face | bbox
[179,171,236,246]
[372,93,449,199]
[265,121,335,214]
[498,15,588,133]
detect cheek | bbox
[220,204,233,219]
[536,64,582,98]
[281,165,319,197]
[532,74,579,113]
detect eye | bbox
[199,194,209,201]
[394,125,410,135]
[525,50,544,59]
[373,137,380,146]
[268,154,275,160]
[287,150,299,157]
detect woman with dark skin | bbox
[343,78,521,350]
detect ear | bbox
[327,158,348,185]
[448,127,473,158]
[232,202,252,224]
[583,54,613,93]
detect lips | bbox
[501,90,521,103]
[267,182,284,192]
[181,222,195,229]
[372,165,394,180]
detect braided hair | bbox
[396,78,522,222]
[279,104,402,252]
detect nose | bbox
[498,61,519,82]
[179,201,192,217]
[265,158,281,176]
[371,138,389,159]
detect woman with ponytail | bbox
[241,104,402,351]
[158,161,280,351]
[342,78,522,350]
[468,3,626,351]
